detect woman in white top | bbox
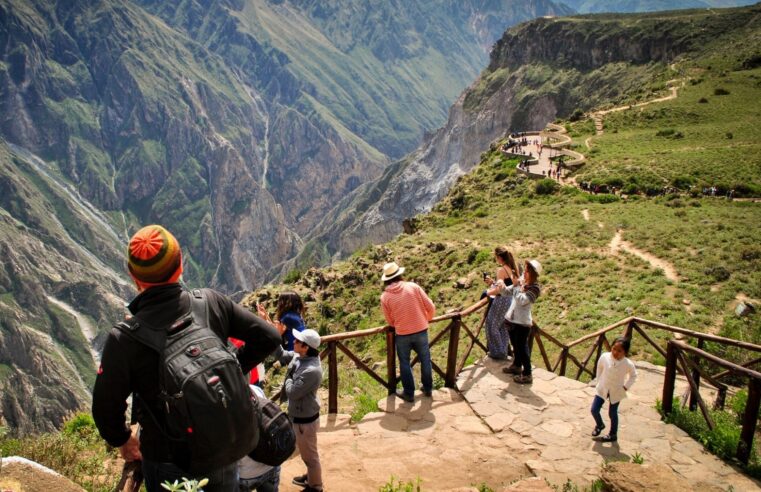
[591,337,638,442]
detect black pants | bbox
[506,322,532,376]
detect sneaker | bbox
[595,434,617,443]
[513,374,533,384]
[293,474,308,487]
[395,391,414,403]
[502,365,521,375]
[591,425,605,437]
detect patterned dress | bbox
[485,282,512,359]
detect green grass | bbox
[0,413,119,492]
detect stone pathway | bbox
[457,357,761,491]
[279,389,530,491]
[277,356,759,491]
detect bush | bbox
[726,132,733,140]
[569,108,585,122]
[698,97,709,103]
[61,412,97,440]
[587,193,620,204]
[672,175,694,189]
[655,128,684,139]
[284,268,302,284]
[714,87,730,96]
[535,179,559,195]
[704,266,731,282]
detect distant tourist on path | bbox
[591,337,638,443]
[92,225,281,492]
[380,262,436,402]
[277,329,324,492]
[495,260,542,384]
[484,246,518,361]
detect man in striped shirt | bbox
[380,262,436,403]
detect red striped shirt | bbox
[381,281,435,335]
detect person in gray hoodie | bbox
[277,329,323,492]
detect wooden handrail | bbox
[566,317,634,348]
[321,325,389,343]
[671,340,761,380]
[633,317,761,352]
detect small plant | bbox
[632,452,645,464]
[698,97,708,103]
[379,476,422,492]
[284,268,302,284]
[725,132,733,139]
[162,478,209,491]
[714,87,730,96]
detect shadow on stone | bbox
[592,440,631,462]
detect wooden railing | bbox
[318,298,489,413]
[662,340,761,464]
[314,298,761,463]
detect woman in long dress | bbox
[484,246,518,360]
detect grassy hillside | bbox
[245,43,761,418]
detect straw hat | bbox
[381,262,405,281]
[527,259,543,276]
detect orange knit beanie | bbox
[127,225,183,288]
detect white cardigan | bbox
[595,352,638,404]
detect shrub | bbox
[587,193,620,204]
[672,175,694,189]
[569,108,585,122]
[656,128,676,137]
[61,412,97,440]
[698,97,709,103]
[704,266,731,282]
[726,132,733,140]
[535,179,559,195]
[283,268,302,284]
[714,87,730,96]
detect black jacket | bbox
[91,284,280,462]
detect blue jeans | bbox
[239,466,280,492]
[591,395,620,436]
[142,459,238,492]
[395,330,432,397]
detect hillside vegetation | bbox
[244,16,761,416]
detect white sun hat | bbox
[381,262,405,281]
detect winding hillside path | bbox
[277,358,758,491]
[609,230,680,282]
[591,80,683,136]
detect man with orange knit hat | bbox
[92,225,281,492]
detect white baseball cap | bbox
[293,329,321,350]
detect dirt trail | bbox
[609,230,679,282]
[590,80,683,136]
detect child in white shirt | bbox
[591,337,637,442]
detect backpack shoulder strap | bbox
[114,292,196,352]
[189,289,210,330]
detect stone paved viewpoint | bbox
[279,358,761,491]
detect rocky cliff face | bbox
[290,4,761,269]
[0,0,575,434]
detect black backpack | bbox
[116,289,258,473]
[248,390,296,466]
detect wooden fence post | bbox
[737,378,761,464]
[559,347,568,377]
[689,339,704,411]
[624,319,634,339]
[328,341,338,414]
[662,340,678,416]
[386,327,396,395]
[445,317,461,388]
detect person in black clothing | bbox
[92,225,280,492]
